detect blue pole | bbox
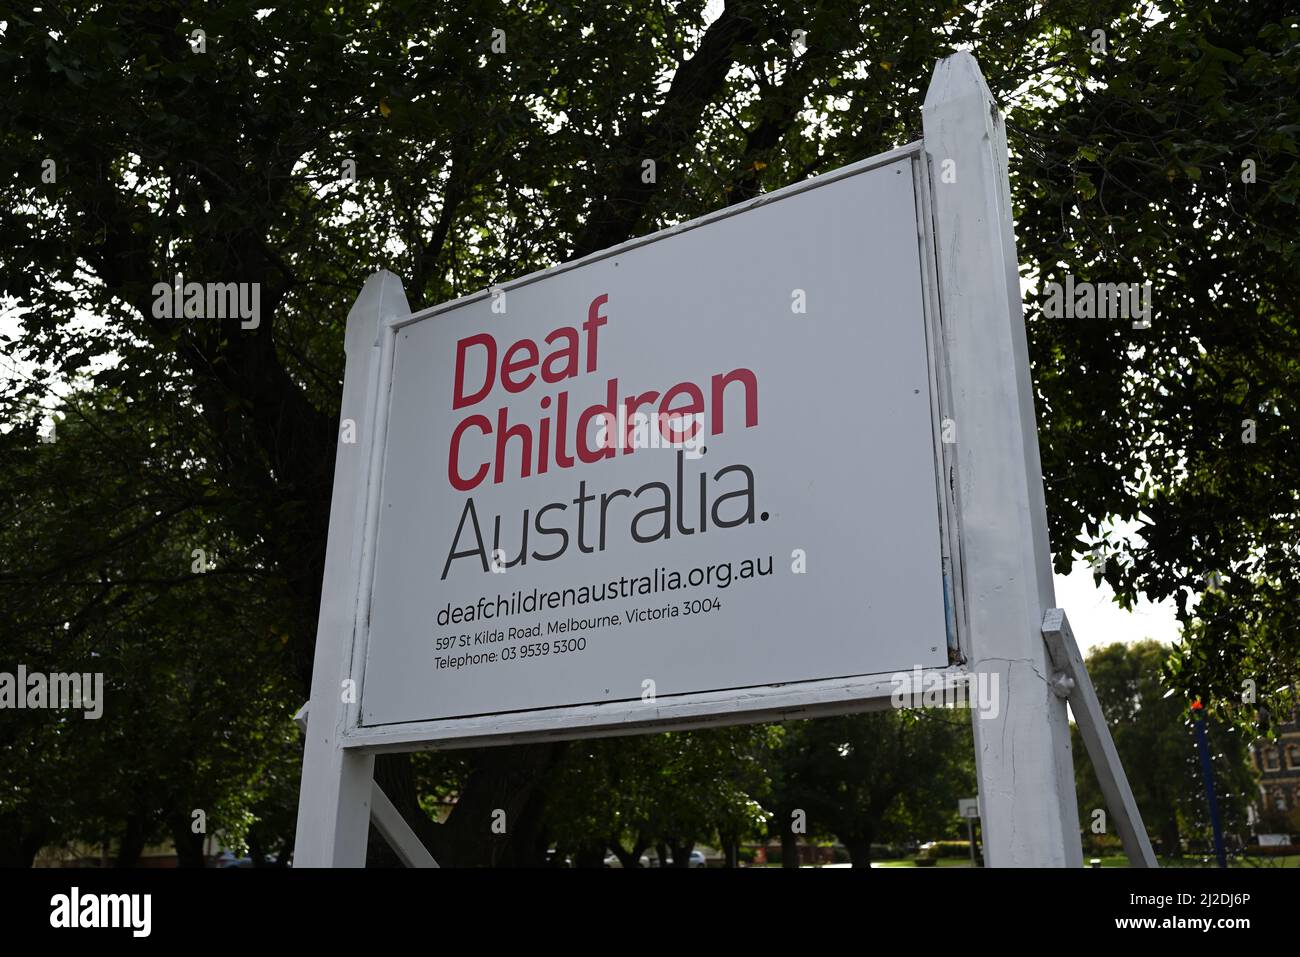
[1192,711,1228,868]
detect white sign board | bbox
[357,153,955,729]
[959,798,980,819]
[297,54,1151,869]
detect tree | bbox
[0,392,301,866]
[3,0,1297,864]
[1013,3,1300,725]
[773,709,975,867]
[542,726,775,867]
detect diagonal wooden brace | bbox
[294,702,438,868]
[1041,608,1158,868]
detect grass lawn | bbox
[869,858,974,867]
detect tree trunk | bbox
[669,841,694,868]
[493,771,553,867]
[170,816,207,867]
[609,834,650,868]
[573,842,605,868]
[248,832,266,867]
[844,835,873,869]
[1161,819,1182,859]
[0,815,46,868]
[116,814,147,868]
[780,828,799,868]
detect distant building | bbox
[32,834,236,868]
[1251,718,1300,839]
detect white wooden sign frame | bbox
[295,53,1153,868]
[336,138,961,751]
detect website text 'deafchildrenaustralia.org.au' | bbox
[429,553,773,675]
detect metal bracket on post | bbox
[1041,608,1158,868]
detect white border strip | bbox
[343,666,971,753]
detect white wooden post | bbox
[294,271,410,867]
[923,53,1084,866]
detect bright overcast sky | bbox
[1053,561,1181,653]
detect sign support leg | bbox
[294,272,410,867]
[922,52,1083,866]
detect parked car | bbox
[640,849,708,867]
